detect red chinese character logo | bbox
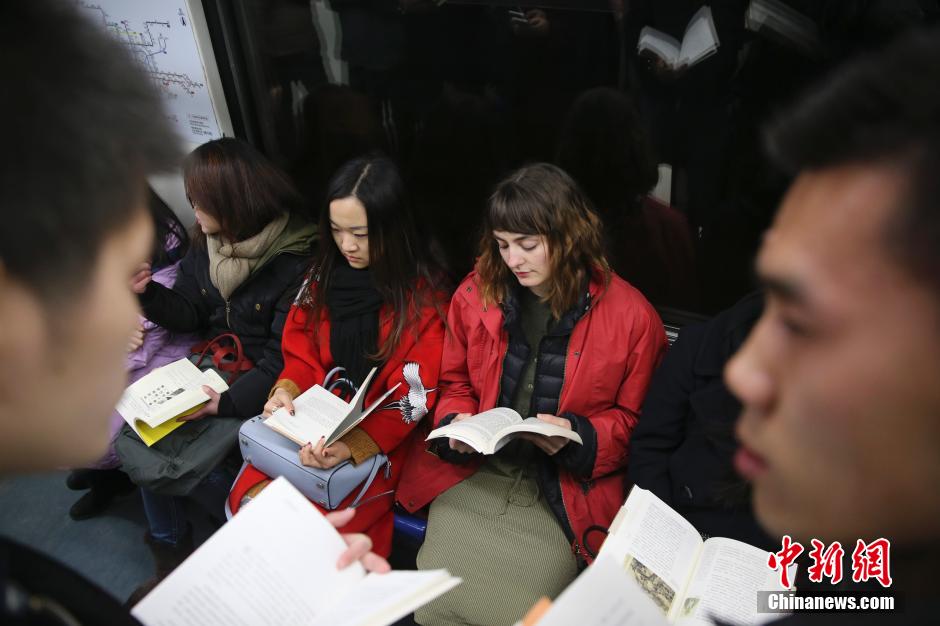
[851,538,892,588]
[807,539,844,584]
[768,535,803,589]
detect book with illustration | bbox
[542,486,795,625]
[116,358,229,446]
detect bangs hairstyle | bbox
[184,137,302,244]
[477,163,609,317]
[302,155,445,361]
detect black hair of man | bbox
[764,26,940,297]
[0,0,180,304]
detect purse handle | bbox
[193,333,253,383]
[348,456,389,509]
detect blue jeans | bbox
[141,467,234,546]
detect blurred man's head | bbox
[726,29,940,546]
[0,1,179,470]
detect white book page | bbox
[426,407,523,453]
[536,556,668,626]
[638,26,681,66]
[119,358,217,428]
[319,570,461,626]
[502,417,584,444]
[132,478,364,626]
[678,6,720,67]
[326,381,402,447]
[746,0,819,55]
[677,538,795,626]
[266,385,351,445]
[116,391,150,437]
[598,488,703,619]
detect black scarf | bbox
[326,262,383,388]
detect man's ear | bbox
[0,260,49,354]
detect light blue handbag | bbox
[236,415,389,510]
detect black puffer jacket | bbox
[139,215,315,418]
[496,287,591,416]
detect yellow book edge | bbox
[135,402,206,447]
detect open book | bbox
[521,555,669,626]
[132,477,461,626]
[745,0,820,57]
[638,6,720,70]
[116,358,229,446]
[582,486,794,625]
[265,367,401,447]
[426,407,582,455]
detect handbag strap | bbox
[349,455,388,509]
[193,333,253,383]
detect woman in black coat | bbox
[628,292,774,549]
[126,138,317,598]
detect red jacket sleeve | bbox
[432,293,482,423]
[274,304,327,398]
[560,298,667,480]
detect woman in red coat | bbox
[230,155,447,557]
[397,163,667,625]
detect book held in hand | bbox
[425,407,582,455]
[637,6,720,71]
[131,477,461,626]
[116,358,229,446]
[598,486,794,625]
[264,367,400,447]
[529,487,795,625]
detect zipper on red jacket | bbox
[560,298,592,565]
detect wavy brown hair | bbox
[476,163,609,317]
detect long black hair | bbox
[300,155,445,360]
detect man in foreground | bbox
[726,26,940,622]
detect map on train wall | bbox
[76,1,225,144]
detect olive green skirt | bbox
[415,452,578,626]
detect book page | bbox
[677,538,795,626]
[745,0,820,56]
[426,407,523,453]
[678,6,720,67]
[638,26,681,67]
[317,570,461,626]
[266,385,351,445]
[501,417,584,445]
[326,382,402,447]
[598,488,703,619]
[118,358,228,428]
[131,478,364,626]
[535,556,668,626]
